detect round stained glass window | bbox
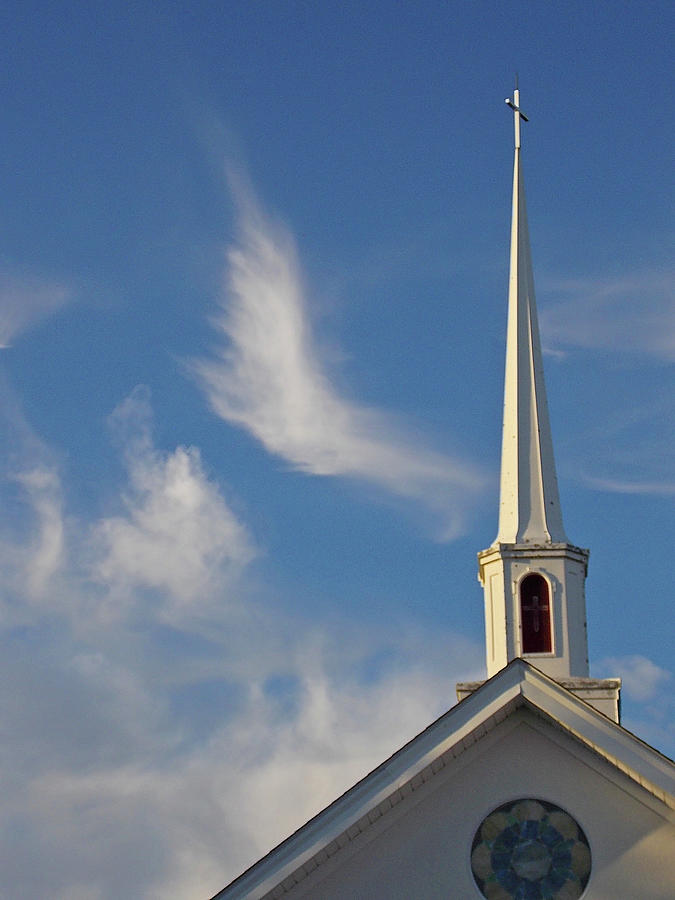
[471,799,591,899]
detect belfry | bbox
[212,87,675,900]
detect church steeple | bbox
[497,88,566,545]
[477,87,590,682]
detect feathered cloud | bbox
[194,178,485,539]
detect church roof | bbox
[212,660,674,899]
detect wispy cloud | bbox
[194,177,485,539]
[540,270,675,362]
[14,464,65,597]
[602,654,671,703]
[578,474,675,496]
[0,379,69,612]
[0,270,72,347]
[541,282,674,496]
[599,655,674,753]
[560,390,675,498]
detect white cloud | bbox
[579,474,675,496]
[0,270,72,347]
[189,643,473,888]
[602,654,671,703]
[1,593,477,898]
[598,655,674,754]
[540,270,675,361]
[194,178,484,539]
[0,385,69,619]
[11,464,65,599]
[91,386,254,623]
[4,630,476,900]
[0,385,482,899]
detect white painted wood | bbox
[479,88,591,680]
[498,91,565,545]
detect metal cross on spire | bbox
[505,85,529,150]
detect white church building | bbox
[212,90,675,900]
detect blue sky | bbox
[1,2,673,897]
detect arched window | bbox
[520,573,552,653]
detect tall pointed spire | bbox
[476,86,591,683]
[497,88,566,544]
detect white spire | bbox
[496,88,567,544]
[477,87,591,683]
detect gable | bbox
[215,663,675,899]
[268,709,675,900]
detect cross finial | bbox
[505,85,529,149]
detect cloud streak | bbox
[194,178,485,539]
[540,270,675,362]
[579,474,675,496]
[538,276,674,496]
[0,270,72,348]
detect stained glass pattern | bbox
[471,799,591,899]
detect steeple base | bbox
[456,674,622,723]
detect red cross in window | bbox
[522,594,548,633]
